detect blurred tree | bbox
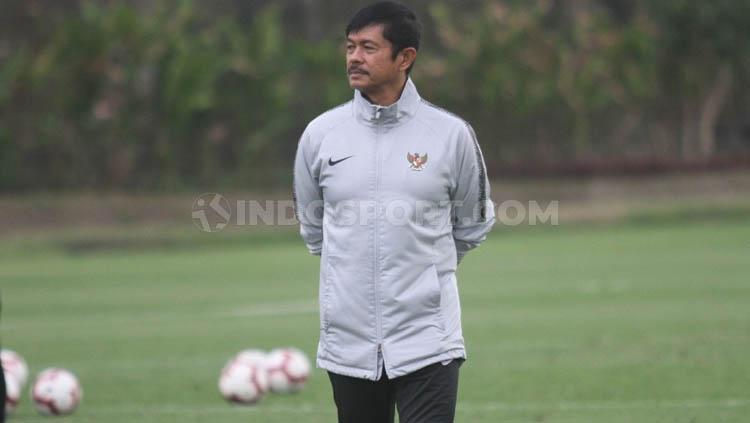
[1,0,749,191]
[646,0,750,158]
[428,0,659,159]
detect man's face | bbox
[346,24,402,92]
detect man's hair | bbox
[345,1,422,75]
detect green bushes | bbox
[1,1,749,191]
[2,2,346,190]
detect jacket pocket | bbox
[386,263,444,331]
[427,263,446,334]
[322,254,351,334]
[322,254,371,338]
[321,254,333,333]
[425,264,442,312]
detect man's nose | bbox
[348,47,364,63]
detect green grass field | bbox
[2,219,749,422]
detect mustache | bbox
[348,67,368,75]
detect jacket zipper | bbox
[373,107,383,379]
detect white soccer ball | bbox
[264,348,311,394]
[218,359,268,405]
[31,368,83,416]
[4,372,21,415]
[1,349,29,388]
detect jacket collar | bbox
[353,77,421,126]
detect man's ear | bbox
[398,47,417,72]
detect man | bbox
[293,2,495,422]
[1,298,5,423]
[0,368,4,423]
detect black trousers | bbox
[328,359,463,423]
[0,364,5,423]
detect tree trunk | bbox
[303,0,322,42]
[698,64,733,157]
[681,100,698,159]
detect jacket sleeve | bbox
[451,123,495,264]
[293,129,324,256]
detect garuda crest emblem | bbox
[407,152,428,171]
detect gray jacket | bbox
[293,78,495,380]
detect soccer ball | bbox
[263,348,311,394]
[4,372,20,415]
[31,368,83,416]
[218,359,268,405]
[1,349,29,387]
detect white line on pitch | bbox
[219,300,318,317]
[2,299,319,330]
[458,398,750,412]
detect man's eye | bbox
[365,46,376,52]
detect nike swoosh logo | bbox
[328,155,353,166]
